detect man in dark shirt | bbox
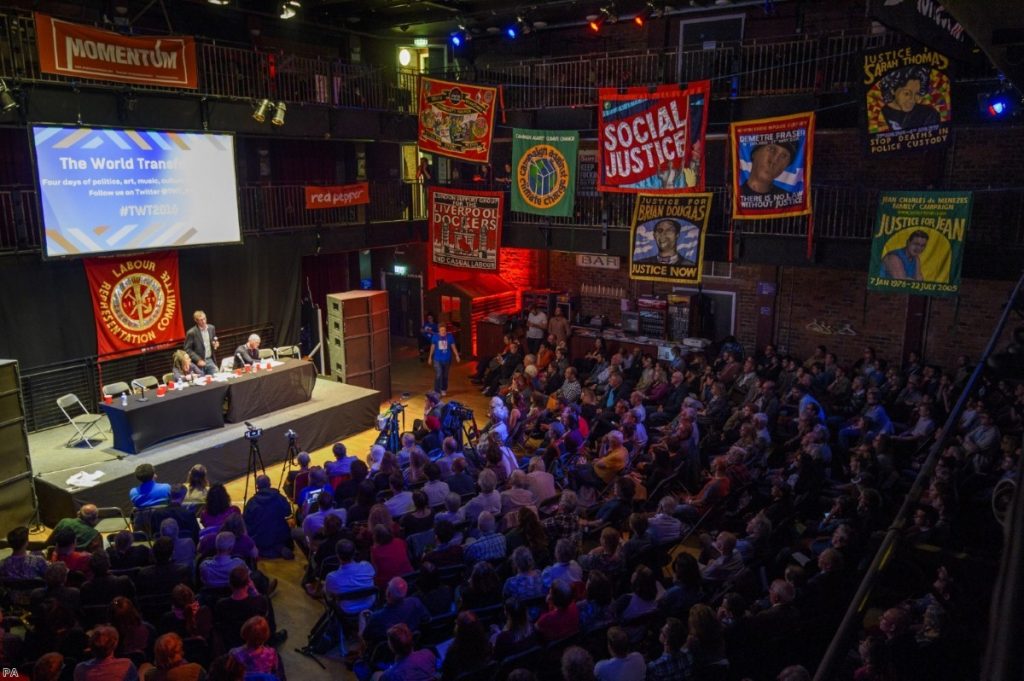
[445,458,476,496]
[215,565,281,649]
[148,484,201,542]
[361,577,430,648]
[81,551,135,608]
[137,537,192,594]
[243,475,294,559]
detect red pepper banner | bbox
[429,187,503,271]
[730,112,815,219]
[84,251,184,357]
[418,78,498,163]
[304,182,370,210]
[35,13,198,89]
[597,81,710,193]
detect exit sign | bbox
[394,265,408,275]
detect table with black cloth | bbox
[223,359,317,423]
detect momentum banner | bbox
[598,81,710,193]
[304,182,370,210]
[730,112,815,219]
[868,191,971,297]
[418,78,498,163]
[629,193,712,285]
[35,13,198,89]
[84,251,184,356]
[429,187,503,271]
[511,129,579,217]
[864,45,952,155]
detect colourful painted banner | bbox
[868,191,971,297]
[418,78,498,163]
[429,187,503,271]
[35,13,198,89]
[84,251,184,356]
[864,45,952,155]
[597,81,710,193]
[730,112,815,219]
[304,182,370,209]
[511,129,579,217]
[629,193,712,284]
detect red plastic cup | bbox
[167,380,175,390]
[235,368,242,376]
[266,361,273,371]
[245,364,252,373]
[156,386,166,397]
[103,394,113,405]
[206,375,213,385]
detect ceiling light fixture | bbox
[279,1,300,19]
[252,99,273,123]
[271,102,286,126]
[0,80,18,113]
[207,0,230,5]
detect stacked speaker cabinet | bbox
[325,291,392,394]
[0,360,39,529]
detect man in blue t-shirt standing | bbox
[428,322,460,396]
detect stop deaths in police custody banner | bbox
[598,81,710,193]
[629,193,712,285]
[730,112,815,219]
[868,191,972,297]
[84,250,185,356]
[864,44,952,155]
[429,187,503,271]
[511,129,579,217]
[418,78,498,163]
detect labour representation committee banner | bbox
[34,13,198,89]
[864,45,952,155]
[429,187,503,271]
[629,193,712,285]
[730,112,815,219]
[868,191,971,297]
[84,251,185,356]
[418,78,498,163]
[511,129,579,217]
[598,81,710,193]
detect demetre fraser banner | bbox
[868,191,971,297]
[628,193,712,285]
[598,81,710,193]
[730,112,815,219]
[418,78,498,163]
[511,129,579,217]
[429,187,503,271]
[84,251,185,357]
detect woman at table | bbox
[171,349,203,383]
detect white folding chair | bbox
[101,381,130,398]
[258,348,275,360]
[274,345,300,359]
[56,393,105,448]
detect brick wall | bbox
[923,278,1018,369]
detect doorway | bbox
[383,272,424,338]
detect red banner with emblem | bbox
[418,77,498,163]
[84,251,185,357]
[429,187,503,271]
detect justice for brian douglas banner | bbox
[629,193,712,285]
[511,128,579,217]
[429,187,503,271]
[868,191,971,297]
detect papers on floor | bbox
[66,470,105,489]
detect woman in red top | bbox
[370,524,413,590]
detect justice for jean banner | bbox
[429,187,503,271]
[730,112,815,219]
[418,78,498,163]
[629,193,712,285]
[864,44,952,155]
[84,250,185,357]
[868,191,971,298]
[511,129,579,217]
[598,81,710,193]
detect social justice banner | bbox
[304,182,370,210]
[868,191,971,297]
[418,78,498,163]
[598,81,710,193]
[84,251,185,356]
[629,193,712,285]
[730,112,815,218]
[864,45,952,155]
[429,187,503,271]
[511,129,579,217]
[34,13,198,89]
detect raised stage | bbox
[30,377,381,526]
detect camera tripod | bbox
[277,430,302,491]
[243,430,267,504]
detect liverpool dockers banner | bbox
[35,13,198,89]
[429,188,503,271]
[629,193,712,285]
[418,78,498,163]
[598,81,710,193]
[868,191,971,297]
[864,45,951,155]
[511,129,579,217]
[84,251,185,356]
[730,112,815,219]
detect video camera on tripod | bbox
[375,392,411,453]
[244,424,263,441]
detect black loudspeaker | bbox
[0,360,38,529]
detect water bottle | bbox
[120,392,127,407]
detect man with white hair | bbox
[233,333,261,368]
[574,430,628,491]
[648,496,682,544]
[462,469,502,523]
[464,511,507,563]
[361,576,430,647]
[526,457,557,502]
[198,532,246,588]
[501,470,537,518]
[366,444,386,473]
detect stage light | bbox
[450,32,463,47]
[505,24,518,39]
[398,48,412,66]
[979,85,1020,120]
[588,15,604,32]
[0,80,17,113]
[271,102,286,126]
[279,1,299,19]
[253,98,273,123]
[207,0,230,5]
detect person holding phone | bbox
[184,309,220,375]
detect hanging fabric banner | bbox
[417,77,498,163]
[867,0,977,63]
[429,187,503,271]
[84,250,185,357]
[628,193,712,284]
[597,81,710,193]
[864,44,952,155]
[730,112,815,219]
[511,128,579,217]
[867,191,971,297]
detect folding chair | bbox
[275,345,299,359]
[258,348,275,360]
[101,381,131,398]
[133,376,159,394]
[94,506,132,537]
[57,393,106,448]
[161,373,175,385]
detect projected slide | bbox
[33,126,242,257]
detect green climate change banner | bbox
[511,128,579,217]
[868,191,971,297]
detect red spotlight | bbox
[589,16,604,31]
